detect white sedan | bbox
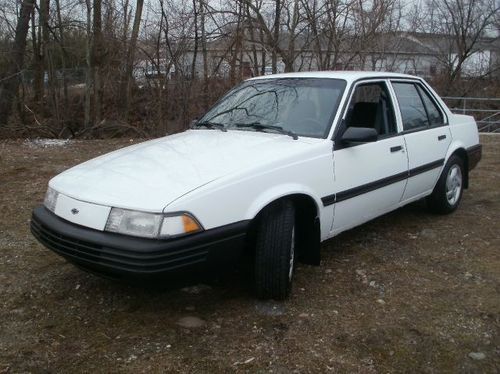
[31,71,482,299]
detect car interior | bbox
[345,82,397,137]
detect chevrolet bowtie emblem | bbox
[71,208,79,215]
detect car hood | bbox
[50,130,317,212]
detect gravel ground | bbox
[0,135,499,373]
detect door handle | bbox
[438,135,447,141]
[390,145,403,153]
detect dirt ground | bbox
[0,135,499,373]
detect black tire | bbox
[254,200,296,300]
[426,155,465,214]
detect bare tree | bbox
[40,0,61,127]
[92,0,103,127]
[84,0,93,130]
[54,0,69,114]
[31,3,44,105]
[119,0,144,119]
[1,0,497,137]
[200,0,208,106]
[424,0,499,84]
[242,0,306,72]
[271,0,281,72]
[0,0,35,125]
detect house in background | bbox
[134,31,499,82]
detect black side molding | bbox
[321,194,336,207]
[322,158,445,206]
[409,159,445,177]
[335,171,407,203]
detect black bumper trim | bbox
[467,144,482,171]
[31,206,249,277]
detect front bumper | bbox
[31,206,249,279]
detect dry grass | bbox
[0,135,498,373]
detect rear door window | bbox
[392,82,428,131]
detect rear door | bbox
[390,81,452,201]
[330,80,408,235]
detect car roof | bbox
[247,71,421,83]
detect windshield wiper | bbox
[234,122,298,140]
[193,121,227,132]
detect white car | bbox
[31,71,482,299]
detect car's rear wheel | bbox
[254,200,296,300]
[427,155,464,214]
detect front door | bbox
[330,80,408,235]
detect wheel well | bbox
[248,194,321,266]
[451,148,469,189]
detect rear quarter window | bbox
[416,85,444,126]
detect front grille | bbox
[30,216,208,274]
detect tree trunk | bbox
[200,0,208,108]
[191,0,199,81]
[246,3,259,76]
[31,5,44,105]
[55,0,69,120]
[260,27,266,75]
[120,0,144,120]
[271,0,281,74]
[41,0,61,128]
[283,0,299,73]
[0,0,35,125]
[84,0,93,130]
[93,0,103,127]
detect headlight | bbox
[44,187,59,212]
[105,208,203,239]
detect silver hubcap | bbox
[289,227,295,281]
[446,164,462,205]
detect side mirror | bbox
[341,127,378,144]
[190,119,199,128]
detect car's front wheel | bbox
[427,155,464,214]
[254,200,296,300]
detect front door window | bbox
[344,82,397,138]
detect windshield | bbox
[197,78,347,138]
